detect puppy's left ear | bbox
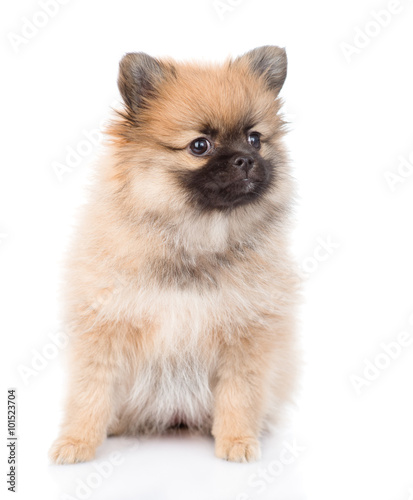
[235,45,287,94]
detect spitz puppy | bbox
[50,46,299,464]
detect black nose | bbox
[232,155,254,174]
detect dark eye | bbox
[247,132,261,149]
[189,138,212,156]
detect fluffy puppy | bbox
[50,45,299,464]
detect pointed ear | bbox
[118,52,168,113]
[235,45,287,94]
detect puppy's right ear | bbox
[118,52,167,113]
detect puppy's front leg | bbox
[49,323,118,464]
[212,336,272,463]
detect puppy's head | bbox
[111,46,289,214]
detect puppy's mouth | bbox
[177,160,273,211]
[242,179,255,192]
[205,175,255,194]
[241,174,255,187]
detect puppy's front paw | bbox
[49,436,96,465]
[215,436,261,463]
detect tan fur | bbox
[50,48,299,465]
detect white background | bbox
[2,0,413,499]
